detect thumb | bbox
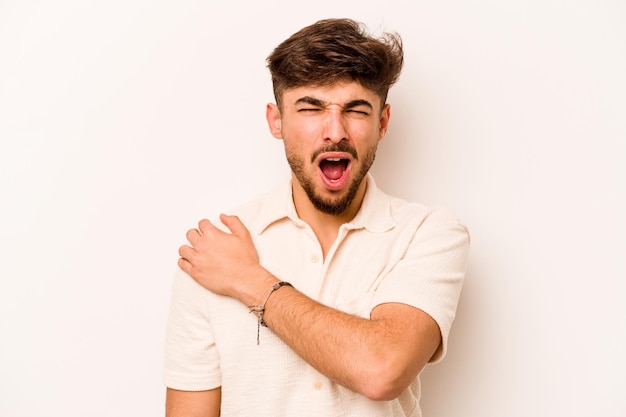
[219,214,249,236]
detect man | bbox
[164,18,469,417]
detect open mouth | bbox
[319,157,350,188]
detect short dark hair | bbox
[266,18,404,109]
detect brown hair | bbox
[266,18,404,109]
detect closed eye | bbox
[344,109,371,118]
[297,107,324,113]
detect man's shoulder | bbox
[226,179,292,232]
[381,192,467,237]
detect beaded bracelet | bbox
[248,281,293,345]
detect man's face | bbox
[266,81,390,215]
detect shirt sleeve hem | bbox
[163,374,222,392]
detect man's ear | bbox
[266,103,282,139]
[378,103,391,141]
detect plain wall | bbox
[1,1,624,416]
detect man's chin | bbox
[308,190,354,216]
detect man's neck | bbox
[291,179,367,256]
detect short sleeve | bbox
[371,207,470,363]
[163,268,222,390]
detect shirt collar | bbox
[347,175,396,233]
[253,174,396,235]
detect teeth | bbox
[326,158,341,161]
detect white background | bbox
[1,1,624,416]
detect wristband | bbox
[248,281,293,345]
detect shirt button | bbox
[313,380,324,390]
[310,254,319,263]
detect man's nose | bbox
[323,107,348,143]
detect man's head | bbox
[266,19,404,218]
[267,18,404,110]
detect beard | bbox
[286,142,377,215]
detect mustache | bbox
[310,143,358,163]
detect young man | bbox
[164,18,469,417]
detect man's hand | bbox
[178,214,276,303]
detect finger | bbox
[178,244,195,260]
[198,219,218,236]
[186,228,202,245]
[219,214,249,236]
[178,257,191,274]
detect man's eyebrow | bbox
[295,96,326,107]
[343,99,373,110]
[294,97,374,110]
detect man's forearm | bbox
[259,283,440,401]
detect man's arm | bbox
[178,214,451,400]
[263,290,440,400]
[166,387,221,417]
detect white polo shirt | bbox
[164,175,469,417]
